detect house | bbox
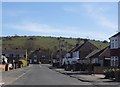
[40,50,50,64]
[63,41,98,71]
[72,41,98,61]
[2,48,27,70]
[109,32,120,67]
[52,50,60,67]
[52,49,67,67]
[29,49,50,64]
[2,48,27,63]
[84,46,111,74]
[85,46,110,67]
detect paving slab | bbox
[51,67,115,83]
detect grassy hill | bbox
[2,36,109,52]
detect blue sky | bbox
[2,2,118,41]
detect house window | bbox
[111,40,114,49]
[115,56,119,66]
[111,38,118,49]
[73,51,79,58]
[111,56,119,66]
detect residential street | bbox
[2,64,91,85]
[2,64,120,87]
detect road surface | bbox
[2,64,91,85]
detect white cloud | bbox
[82,3,118,31]
[5,21,110,40]
[63,3,118,32]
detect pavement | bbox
[70,74,112,82]
[2,65,32,85]
[49,66,120,85]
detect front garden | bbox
[104,68,120,81]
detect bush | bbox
[114,68,120,81]
[104,68,115,79]
[19,59,28,67]
[104,68,120,80]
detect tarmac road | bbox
[2,64,90,85]
[2,64,120,87]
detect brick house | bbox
[85,46,110,67]
[72,41,98,62]
[2,48,26,63]
[29,49,50,64]
[109,32,120,67]
[52,49,67,67]
[63,41,98,71]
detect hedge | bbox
[19,59,28,67]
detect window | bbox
[111,38,118,49]
[111,56,119,66]
[111,40,114,49]
[115,39,118,48]
[112,42,114,48]
[73,51,79,58]
[115,56,119,66]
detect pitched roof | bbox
[99,46,110,57]
[2,49,26,55]
[73,41,98,52]
[110,32,120,38]
[68,41,98,54]
[85,49,101,59]
[68,44,81,53]
[71,44,82,52]
[85,46,109,59]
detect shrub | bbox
[114,68,120,81]
[19,59,28,67]
[104,68,120,80]
[104,68,115,79]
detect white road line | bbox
[8,68,31,85]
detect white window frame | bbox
[111,56,119,66]
[115,39,118,48]
[111,37,119,49]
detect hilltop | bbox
[2,36,109,52]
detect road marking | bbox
[8,68,31,85]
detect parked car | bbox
[52,58,59,67]
[62,57,79,71]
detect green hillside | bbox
[2,36,109,52]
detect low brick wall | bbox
[94,66,108,74]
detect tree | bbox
[76,38,81,45]
[103,40,108,43]
[24,38,35,55]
